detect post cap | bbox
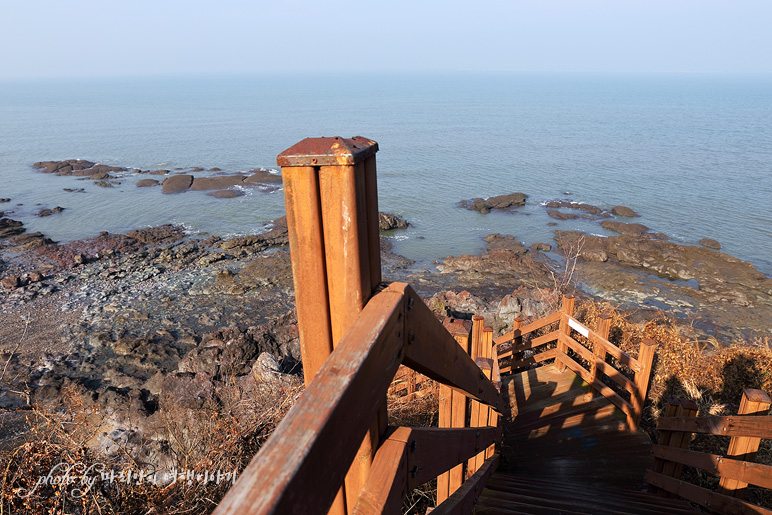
[277,136,378,167]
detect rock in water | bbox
[700,238,721,250]
[461,192,528,213]
[161,174,193,194]
[378,212,409,231]
[136,179,160,187]
[611,205,640,217]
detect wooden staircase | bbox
[474,365,699,514]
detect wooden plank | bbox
[555,352,634,421]
[720,389,772,498]
[659,400,698,495]
[351,436,407,515]
[436,384,452,504]
[320,162,377,511]
[431,456,499,515]
[508,348,557,373]
[498,330,561,359]
[564,314,640,373]
[645,470,772,515]
[212,287,406,515]
[401,286,502,411]
[657,415,772,438]
[493,312,561,345]
[652,445,772,490]
[281,165,334,385]
[363,155,381,290]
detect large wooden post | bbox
[278,136,382,514]
[718,389,771,498]
[589,314,612,398]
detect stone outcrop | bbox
[461,193,528,213]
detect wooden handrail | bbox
[657,415,772,438]
[352,426,501,515]
[647,389,772,512]
[493,296,656,431]
[215,282,503,514]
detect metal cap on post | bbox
[278,136,382,514]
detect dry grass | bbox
[574,299,772,508]
[0,376,303,514]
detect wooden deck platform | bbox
[474,365,700,514]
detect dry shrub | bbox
[574,299,772,507]
[1,376,303,514]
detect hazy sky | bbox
[1,0,770,79]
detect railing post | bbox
[278,136,382,514]
[589,314,612,398]
[718,389,772,498]
[467,317,489,477]
[555,295,575,372]
[632,339,656,429]
[438,318,472,504]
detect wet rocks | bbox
[547,209,580,220]
[545,200,604,216]
[0,217,24,238]
[461,192,528,213]
[208,189,244,198]
[190,175,246,191]
[35,207,65,217]
[611,205,639,217]
[700,238,721,250]
[161,174,194,194]
[599,220,651,237]
[34,159,95,175]
[136,179,160,187]
[243,170,282,184]
[378,212,409,231]
[483,233,527,254]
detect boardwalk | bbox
[474,365,698,514]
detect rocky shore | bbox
[1,178,771,473]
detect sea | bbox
[1,72,771,276]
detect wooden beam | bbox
[212,287,405,515]
[632,339,656,427]
[351,435,408,515]
[431,456,499,515]
[657,415,772,438]
[402,287,501,411]
[555,295,575,372]
[645,470,772,515]
[652,445,772,491]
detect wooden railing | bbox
[213,138,504,515]
[646,389,772,514]
[494,295,656,431]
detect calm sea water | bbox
[1,72,771,276]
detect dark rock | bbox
[209,167,222,171]
[88,172,111,180]
[0,198,9,203]
[136,179,160,187]
[0,218,25,238]
[611,205,640,217]
[28,271,44,282]
[150,169,170,175]
[63,188,85,193]
[547,209,580,220]
[530,243,552,252]
[700,238,721,250]
[36,209,54,217]
[545,200,603,215]
[190,175,246,191]
[161,174,193,194]
[483,234,527,254]
[53,206,64,213]
[208,189,245,198]
[461,192,528,213]
[378,212,409,231]
[243,170,282,184]
[1,275,21,290]
[33,159,94,175]
[127,225,186,245]
[93,180,113,188]
[599,220,650,237]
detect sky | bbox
[1,0,771,79]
